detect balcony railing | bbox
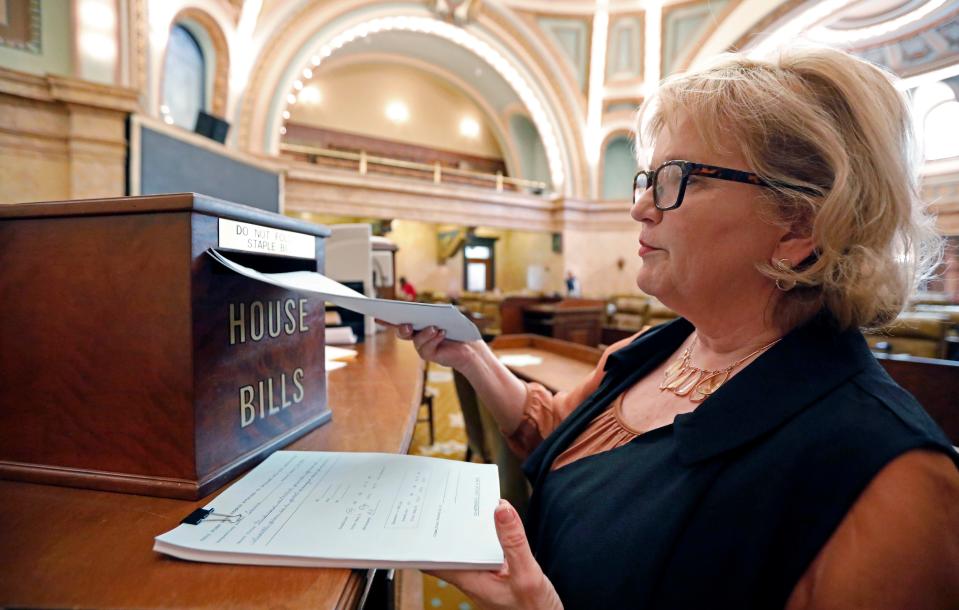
[280,142,549,194]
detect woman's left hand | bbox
[428,500,563,610]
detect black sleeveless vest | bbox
[522,315,958,610]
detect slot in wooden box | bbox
[0,193,332,499]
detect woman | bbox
[394,47,959,609]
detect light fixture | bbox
[79,1,114,27]
[282,110,291,120]
[286,93,297,104]
[298,86,322,104]
[385,100,410,123]
[459,117,480,138]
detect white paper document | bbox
[498,354,544,367]
[325,346,357,361]
[154,451,504,570]
[208,249,482,342]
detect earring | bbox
[773,258,796,292]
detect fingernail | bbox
[495,501,513,524]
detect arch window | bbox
[602,135,635,200]
[913,81,959,161]
[161,24,206,130]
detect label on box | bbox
[218,219,316,259]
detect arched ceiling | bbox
[331,29,521,111]
[146,0,959,197]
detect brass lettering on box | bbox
[268,301,282,338]
[229,303,246,345]
[284,300,297,334]
[239,385,256,427]
[299,298,309,332]
[250,301,265,341]
[228,299,309,345]
[238,367,306,428]
[293,367,304,403]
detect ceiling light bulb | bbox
[385,100,410,123]
[298,86,322,104]
[459,117,480,138]
[282,110,291,120]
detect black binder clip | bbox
[181,507,243,525]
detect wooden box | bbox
[0,194,332,499]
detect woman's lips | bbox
[639,240,661,257]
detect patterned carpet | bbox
[406,364,477,610]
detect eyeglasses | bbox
[633,160,817,211]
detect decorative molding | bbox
[0,0,40,53]
[427,0,484,25]
[535,14,592,93]
[661,0,732,77]
[605,12,644,85]
[0,66,140,112]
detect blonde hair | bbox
[638,46,942,331]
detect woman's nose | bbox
[630,186,659,223]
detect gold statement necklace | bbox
[659,335,781,403]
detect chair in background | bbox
[416,362,437,446]
[913,304,959,360]
[646,298,679,327]
[866,312,950,359]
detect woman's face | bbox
[631,117,788,316]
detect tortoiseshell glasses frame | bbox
[633,160,817,211]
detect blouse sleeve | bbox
[504,331,645,459]
[785,448,959,610]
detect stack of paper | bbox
[324,345,357,372]
[154,451,504,569]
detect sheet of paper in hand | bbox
[208,249,482,342]
[154,451,504,569]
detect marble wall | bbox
[0,67,137,205]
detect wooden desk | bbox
[0,333,423,610]
[521,301,606,347]
[491,334,602,393]
[875,353,959,445]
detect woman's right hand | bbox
[391,323,480,371]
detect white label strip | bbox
[218,218,316,260]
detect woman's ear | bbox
[772,228,816,268]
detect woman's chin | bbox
[635,271,661,297]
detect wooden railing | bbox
[280,142,549,194]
